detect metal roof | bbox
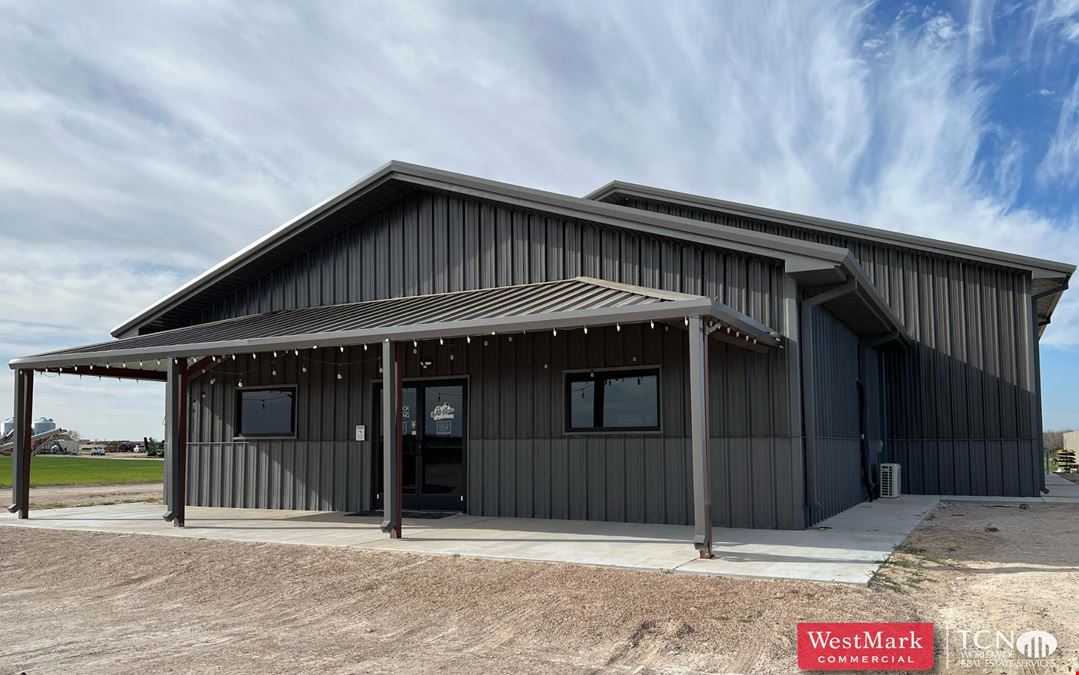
[12,277,780,371]
[585,180,1075,278]
[110,161,857,338]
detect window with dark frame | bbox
[565,369,660,432]
[236,387,296,438]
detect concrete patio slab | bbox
[678,495,938,584]
[0,495,939,585]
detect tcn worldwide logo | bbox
[946,627,1061,670]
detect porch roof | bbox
[9,277,781,372]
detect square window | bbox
[237,388,296,437]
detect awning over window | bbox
[10,277,781,372]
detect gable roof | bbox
[112,161,869,338]
[585,180,1074,278]
[585,180,1073,330]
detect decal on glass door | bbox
[430,402,456,436]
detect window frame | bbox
[234,385,298,440]
[563,366,662,434]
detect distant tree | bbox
[66,430,81,440]
[1043,428,1072,452]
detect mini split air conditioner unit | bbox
[880,463,901,498]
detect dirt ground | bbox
[1,483,162,509]
[0,503,1076,674]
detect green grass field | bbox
[0,456,163,488]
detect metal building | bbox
[8,161,1071,556]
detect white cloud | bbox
[1,0,1078,436]
[1038,76,1079,188]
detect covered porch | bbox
[0,496,937,584]
[9,277,783,558]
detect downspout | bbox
[800,279,857,523]
[1031,281,1067,494]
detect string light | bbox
[295,349,299,356]
[272,369,277,376]
[232,355,236,360]
[339,346,344,353]
[552,328,558,337]
[252,353,257,359]
[583,326,588,334]
[273,351,277,358]
[336,372,343,380]
[363,344,368,351]
[209,378,215,385]
[466,336,471,343]
[238,380,243,388]
[439,337,444,345]
[616,324,621,332]
[650,320,655,329]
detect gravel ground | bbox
[0,503,1075,673]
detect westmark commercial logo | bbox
[797,622,934,671]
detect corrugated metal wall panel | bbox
[187,326,803,528]
[620,196,1042,498]
[179,189,806,527]
[806,306,866,524]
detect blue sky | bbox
[1,0,1078,438]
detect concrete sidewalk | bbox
[0,494,938,585]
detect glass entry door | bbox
[375,379,466,511]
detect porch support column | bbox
[164,358,188,527]
[688,316,713,558]
[380,340,403,538]
[8,369,33,519]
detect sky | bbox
[1,0,1079,439]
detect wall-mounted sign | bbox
[355,424,365,442]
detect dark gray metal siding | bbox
[199,191,783,329]
[807,306,865,524]
[183,190,804,528]
[186,327,801,528]
[617,196,1042,498]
